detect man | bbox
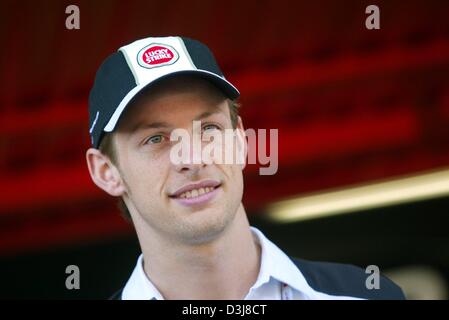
[86,36,405,300]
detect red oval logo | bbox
[138,44,178,68]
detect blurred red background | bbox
[0,0,448,260]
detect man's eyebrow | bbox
[130,111,224,133]
[131,121,171,133]
[194,110,224,121]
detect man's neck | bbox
[139,205,261,299]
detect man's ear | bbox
[86,148,126,197]
[235,116,248,170]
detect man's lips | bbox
[169,179,222,207]
[169,179,221,199]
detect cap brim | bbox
[103,70,240,132]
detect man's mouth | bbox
[177,186,216,199]
[169,180,221,206]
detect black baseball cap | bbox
[88,36,240,148]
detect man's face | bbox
[113,77,244,245]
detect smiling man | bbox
[86,36,405,300]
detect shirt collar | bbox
[121,254,164,300]
[248,227,312,296]
[121,226,313,300]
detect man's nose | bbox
[174,158,206,173]
[172,131,207,173]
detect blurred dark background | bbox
[0,0,448,299]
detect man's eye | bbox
[145,135,164,144]
[202,124,220,132]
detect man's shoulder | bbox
[289,257,406,300]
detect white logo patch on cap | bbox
[137,43,179,69]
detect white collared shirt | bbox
[121,227,363,300]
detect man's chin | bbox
[174,211,234,245]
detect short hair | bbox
[99,99,240,221]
